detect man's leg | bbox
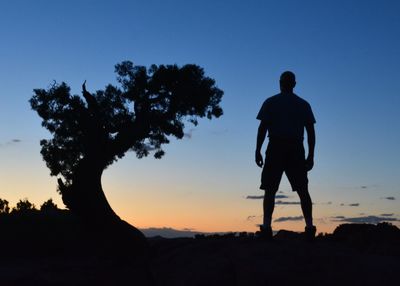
[297,188,316,240]
[297,188,313,228]
[263,189,276,228]
[257,189,276,239]
[259,141,282,238]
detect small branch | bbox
[82,81,98,111]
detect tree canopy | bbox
[13,199,36,213]
[40,198,59,212]
[0,198,10,214]
[30,61,223,184]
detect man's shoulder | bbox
[293,93,311,107]
[293,94,315,123]
[257,94,281,120]
[262,93,281,105]
[269,93,282,100]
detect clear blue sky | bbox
[0,0,399,233]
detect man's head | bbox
[280,71,296,92]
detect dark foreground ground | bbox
[0,213,399,286]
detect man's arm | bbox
[305,123,315,171]
[255,121,268,167]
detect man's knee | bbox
[297,188,311,200]
[264,189,278,198]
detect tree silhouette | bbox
[0,198,10,214]
[40,198,59,212]
[12,199,37,213]
[30,61,223,243]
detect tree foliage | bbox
[12,199,37,213]
[40,198,58,212]
[30,61,223,184]
[0,198,10,214]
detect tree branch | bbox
[107,111,151,160]
[82,81,98,112]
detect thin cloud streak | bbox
[246,215,263,222]
[340,203,360,207]
[246,194,289,200]
[275,200,300,205]
[246,195,264,200]
[349,203,360,207]
[274,216,303,222]
[380,213,394,217]
[331,215,398,224]
[0,139,22,147]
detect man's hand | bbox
[305,156,314,171]
[255,151,264,168]
[256,121,267,168]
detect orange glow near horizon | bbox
[1,146,399,236]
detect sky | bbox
[0,0,399,235]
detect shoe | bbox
[304,226,317,241]
[256,225,273,240]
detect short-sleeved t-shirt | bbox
[256,93,316,140]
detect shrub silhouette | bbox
[0,198,10,214]
[333,222,400,243]
[40,198,59,212]
[12,199,37,213]
[29,61,223,244]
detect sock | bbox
[305,217,314,228]
[263,216,272,228]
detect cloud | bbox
[384,196,396,200]
[246,194,289,200]
[332,215,398,224]
[275,200,300,205]
[246,195,264,200]
[247,215,257,221]
[380,213,394,217]
[274,216,303,222]
[276,195,289,199]
[358,184,379,190]
[319,201,332,205]
[246,214,262,221]
[349,203,360,207]
[183,128,195,139]
[0,139,22,147]
[333,216,345,219]
[340,203,360,207]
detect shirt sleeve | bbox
[256,100,269,121]
[304,103,316,125]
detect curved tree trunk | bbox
[58,158,148,254]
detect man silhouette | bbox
[255,71,316,240]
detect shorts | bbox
[260,140,308,193]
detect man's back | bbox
[256,93,315,141]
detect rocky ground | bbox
[0,213,399,285]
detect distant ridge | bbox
[140,227,205,238]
